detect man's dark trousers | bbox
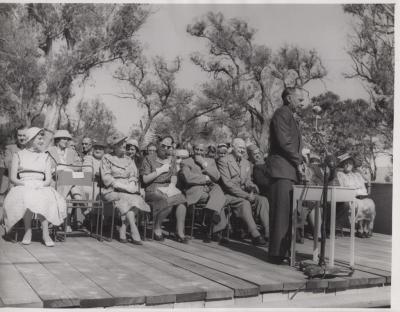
[268,178,294,259]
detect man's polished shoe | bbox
[252,235,267,246]
[268,255,285,265]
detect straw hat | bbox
[54,130,72,140]
[109,133,127,146]
[24,127,43,143]
[126,138,139,149]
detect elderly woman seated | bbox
[141,136,188,243]
[2,127,67,246]
[336,153,376,238]
[101,134,150,244]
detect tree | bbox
[187,12,326,152]
[68,98,116,143]
[0,4,149,131]
[114,56,203,146]
[343,4,394,147]
[300,91,387,181]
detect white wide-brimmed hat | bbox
[54,130,72,140]
[24,127,43,143]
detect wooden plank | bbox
[149,252,259,298]
[103,240,234,301]
[78,238,208,304]
[44,262,115,308]
[159,239,305,291]
[0,264,42,307]
[50,241,147,306]
[25,241,112,306]
[0,240,38,264]
[146,240,297,292]
[15,263,79,308]
[70,238,187,305]
[21,243,114,308]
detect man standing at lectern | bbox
[265,87,305,264]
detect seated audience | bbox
[178,141,227,242]
[4,125,27,173]
[2,127,67,246]
[126,138,142,168]
[217,143,228,160]
[101,133,150,244]
[217,138,269,245]
[247,144,270,197]
[146,142,157,158]
[47,130,84,232]
[81,137,93,157]
[83,140,106,200]
[206,144,217,159]
[336,153,376,238]
[141,135,188,243]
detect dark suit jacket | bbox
[179,157,220,205]
[265,105,303,181]
[253,163,270,196]
[217,154,256,200]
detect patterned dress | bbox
[101,154,150,215]
[141,155,186,215]
[2,149,67,231]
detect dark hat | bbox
[93,140,106,148]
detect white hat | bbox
[175,149,189,159]
[54,130,72,140]
[24,127,43,143]
[126,138,139,149]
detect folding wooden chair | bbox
[55,164,104,241]
[188,202,231,241]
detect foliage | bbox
[0,3,149,131]
[187,12,326,152]
[343,4,394,146]
[300,91,389,181]
[68,98,116,143]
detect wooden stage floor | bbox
[0,229,391,308]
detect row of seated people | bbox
[0,127,375,250]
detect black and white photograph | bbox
[0,1,396,309]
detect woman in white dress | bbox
[336,153,376,238]
[3,127,67,246]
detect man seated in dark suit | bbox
[217,138,269,246]
[178,141,227,242]
[247,144,270,197]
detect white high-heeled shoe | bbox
[22,231,32,245]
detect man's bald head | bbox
[232,138,246,160]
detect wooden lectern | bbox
[290,185,357,267]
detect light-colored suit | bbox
[217,154,269,236]
[179,157,227,232]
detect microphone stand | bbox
[300,118,353,279]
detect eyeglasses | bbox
[161,144,172,150]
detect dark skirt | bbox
[145,191,186,215]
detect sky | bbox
[69,4,370,135]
